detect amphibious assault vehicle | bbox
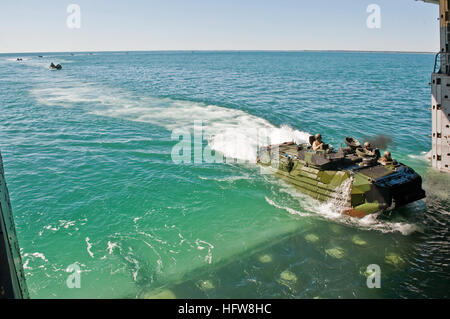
[49,63,62,70]
[257,137,425,218]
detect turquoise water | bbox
[0,51,449,298]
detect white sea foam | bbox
[4,57,73,69]
[274,179,419,235]
[31,84,311,162]
[198,174,250,182]
[107,241,119,255]
[85,237,94,258]
[124,253,140,282]
[264,196,312,217]
[408,150,431,161]
[22,252,49,270]
[195,239,215,264]
[5,57,31,62]
[23,259,31,270]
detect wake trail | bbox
[31,82,311,162]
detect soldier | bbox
[379,151,393,164]
[312,134,324,151]
[363,141,381,159]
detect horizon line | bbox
[0,49,436,55]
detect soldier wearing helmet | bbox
[312,134,324,151]
[363,141,381,159]
[379,151,393,164]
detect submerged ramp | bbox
[0,152,28,298]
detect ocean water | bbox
[0,51,449,298]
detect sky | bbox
[0,0,440,53]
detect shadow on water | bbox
[137,169,449,299]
